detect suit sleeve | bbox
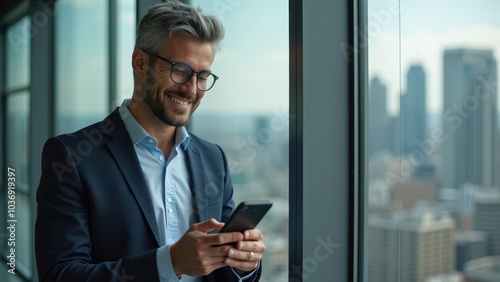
[35,137,160,282]
[209,145,262,282]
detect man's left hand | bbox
[225,229,266,273]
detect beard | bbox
[141,71,199,127]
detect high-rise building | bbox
[369,76,392,156]
[368,207,456,282]
[402,65,427,155]
[464,256,500,282]
[456,230,488,271]
[442,49,499,189]
[474,188,500,256]
[425,272,463,282]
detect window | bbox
[2,16,32,278]
[55,0,107,134]
[366,0,500,281]
[115,0,136,107]
[190,1,289,281]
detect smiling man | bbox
[35,2,265,281]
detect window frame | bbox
[289,0,365,280]
[1,7,34,281]
[0,0,368,280]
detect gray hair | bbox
[135,1,224,60]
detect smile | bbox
[169,95,190,106]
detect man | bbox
[35,2,265,281]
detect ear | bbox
[132,48,148,78]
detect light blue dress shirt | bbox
[119,99,255,282]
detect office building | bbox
[442,49,499,189]
[368,76,392,156]
[474,188,500,256]
[456,230,488,271]
[425,272,463,282]
[464,256,500,282]
[368,207,456,282]
[401,65,427,155]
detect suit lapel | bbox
[103,109,161,245]
[185,139,207,223]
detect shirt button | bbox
[168,208,173,213]
[167,197,172,203]
[159,155,164,161]
[148,138,153,144]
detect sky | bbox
[368,0,500,115]
[54,0,500,118]
[191,0,289,115]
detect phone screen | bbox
[219,200,273,233]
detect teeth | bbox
[170,96,189,106]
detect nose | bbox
[180,74,198,95]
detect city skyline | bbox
[368,43,500,281]
[369,0,500,115]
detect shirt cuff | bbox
[157,245,181,282]
[231,261,261,281]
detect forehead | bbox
[161,33,213,69]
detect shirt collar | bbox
[119,99,190,151]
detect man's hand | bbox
[170,218,244,277]
[225,229,266,274]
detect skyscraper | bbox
[402,65,427,155]
[442,48,499,189]
[474,188,500,256]
[455,230,488,271]
[369,76,392,156]
[368,207,456,282]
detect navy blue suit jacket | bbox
[35,109,262,282]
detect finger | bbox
[227,248,263,262]
[237,240,265,253]
[210,244,235,257]
[243,229,263,241]
[206,232,244,246]
[225,257,260,272]
[191,218,225,233]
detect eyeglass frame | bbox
[141,49,219,91]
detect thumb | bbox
[192,218,225,233]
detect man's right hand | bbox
[170,218,244,277]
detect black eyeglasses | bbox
[142,49,219,91]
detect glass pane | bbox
[5,92,31,270]
[6,16,30,91]
[14,192,32,270]
[190,1,289,281]
[367,0,500,281]
[55,0,107,134]
[6,91,30,187]
[114,0,136,107]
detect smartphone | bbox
[219,200,273,233]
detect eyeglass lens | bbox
[170,62,216,91]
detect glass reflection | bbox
[116,0,136,106]
[6,91,31,269]
[55,0,107,134]
[6,17,30,91]
[367,0,500,281]
[6,92,30,187]
[190,1,289,281]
